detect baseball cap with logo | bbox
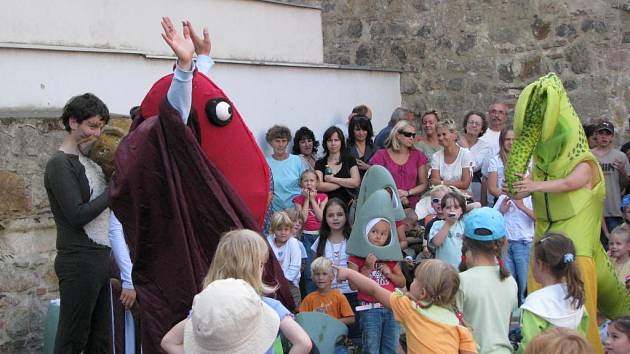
[596,121,614,134]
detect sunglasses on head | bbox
[400,131,416,138]
[431,198,441,204]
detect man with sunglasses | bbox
[592,120,630,240]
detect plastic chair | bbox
[296,312,348,354]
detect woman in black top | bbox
[44,93,112,353]
[315,126,360,207]
[347,115,376,178]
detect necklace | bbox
[329,240,345,265]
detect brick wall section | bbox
[320,0,630,140]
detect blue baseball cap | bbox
[464,207,506,241]
[621,194,630,212]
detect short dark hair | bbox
[61,93,110,132]
[463,111,488,137]
[347,115,374,147]
[292,126,319,155]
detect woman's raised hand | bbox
[161,17,195,70]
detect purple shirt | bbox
[369,148,428,208]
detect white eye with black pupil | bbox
[205,98,233,127]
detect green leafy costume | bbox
[506,73,630,353]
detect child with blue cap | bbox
[456,207,518,354]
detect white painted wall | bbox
[0,0,323,64]
[0,48,401,153]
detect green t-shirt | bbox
[456,266,518,354]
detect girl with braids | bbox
[456,207,518,354]
[517,233,588,353]
[335,259,477,354]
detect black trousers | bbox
[54,249,111,354]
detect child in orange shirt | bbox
[336,259,477,354]
[300,257,355,353]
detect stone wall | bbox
[0,113,65,353]
[320,0,630,141]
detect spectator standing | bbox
[266,125,306,213]
[414,110,442,160]
[292,126,319,170]
[374,107,413,149]
[315,127,361,207]
[459,112,493,202]
[347,115,376,178]
[370,120,429,210]
[430,119,474,193]
[479,103,509,156]
[591,121,630,237]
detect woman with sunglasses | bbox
[347,115,376,178]
[370,120,429,210]
[430,119,473,193]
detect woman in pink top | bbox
[369,120,429,209]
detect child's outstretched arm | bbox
[161,319,186,354]
[334,266,393,308]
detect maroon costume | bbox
[110,72,292,353]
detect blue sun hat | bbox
[463,207,506,241]
[620,194,630,213]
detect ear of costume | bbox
[110,72,291,353]
[88,126,126,181]
[507,73,630,354]
[347,189,403,260]
[139,71,270,227]
[355,165,406,220]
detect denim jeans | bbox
[301,233,319,295]
[359,307,400,354]
[504,240,532,305]
[605,217,624,234]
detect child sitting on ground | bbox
[518,233,588,353]
[336,259,477,354]
[347,218,407,354]
[267,211,303,306]
[299,257,355,353]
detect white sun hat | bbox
[183,278,280,354]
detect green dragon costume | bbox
[506,73,630,353]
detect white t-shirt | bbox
[486,155,505,192]
[479,128,501,157]
[267,235,302,287]
[493,195,535,242]
[468,139,493,173]
[431,147,474,191]
[311,238,353,294]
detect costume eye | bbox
[205,98,233,127]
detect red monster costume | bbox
[109,69,292,353]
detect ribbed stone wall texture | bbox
[320,0,630,139]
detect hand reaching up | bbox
[186,20,211,56]
[160,17,194,70]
